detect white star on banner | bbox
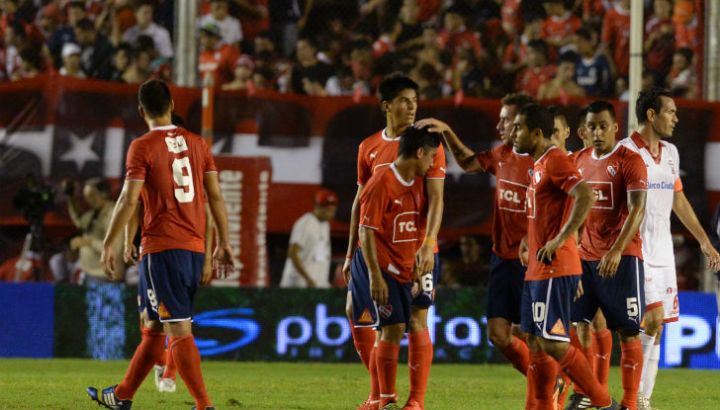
[59,132,100,171]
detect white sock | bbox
[643,343,661,399]
[638,332,655,396]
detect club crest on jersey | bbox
[607,165,617,177]
[378,304,393,319]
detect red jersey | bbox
[359,164,427,283]
[541,13,581,43]
[357,128,446,185]
[602,5,630,77]
[574,146,647,260]
[476,144,534,259]
[198,43,240,86]
[126,125,217,256]
[526,147,584,280]
[515,66,556,98]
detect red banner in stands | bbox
[213,156,271,287]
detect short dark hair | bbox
[136,0,154,9]
[518,104,553,139]
[68,1,85,10]
[138,79,172,118]
[548,105,568,127]
[576,27,595,42]
[586,100,616,120]
[76,18,94,32]
[527,39,548,58]
[398,126,441,158]
[635,87,673,124]
[577,106,589,126]
[558,51,578,65]
[378,73,418,104]
[501,93,535,109]
[675,47,693,62]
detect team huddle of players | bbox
[343,74,720,410]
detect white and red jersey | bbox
[126,125,217,255]
[619,133,682,267]
[573,145,647,261]
[526,147,584,280]
[359,164,427,283]
[476,143,534,259]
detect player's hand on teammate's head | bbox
[415,118,450,135]
[101,246,117,280]
[212,242,235,279]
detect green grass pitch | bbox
[1,359,719,409]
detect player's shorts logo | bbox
[378,304,393,319]
[393,211,421,243]
[587,181,614,210]
[357,308,374,324]
[497,179,527,213]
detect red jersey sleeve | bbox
[548,153,583,193]
[359,181,388,230]
[476,146,499,174]
[426,143,446,179]
[623,152,647,191]
[126,139,149,181]
[357,143,372,185]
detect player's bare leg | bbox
[403,307,433,409]
[164,320,213,410]
[377,324,406,410]
[638,306,664,409]
[347,291,380,409]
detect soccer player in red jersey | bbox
[87,80,234,410]
[350,126,441,410]
[570,101,648,410]
[513,104,619,410]
[344,74,445,410]
[416,93,538,400]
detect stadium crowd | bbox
[0,0,704,99]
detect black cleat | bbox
[87,385,132,410]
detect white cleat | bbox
[637,393,658,410]
[158,378,176,393]
[153,365,165,391]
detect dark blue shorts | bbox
[350,248,413,329]
[487,254,526,323]
[521,276,580,342]
[411,253,441,308]
[572,256,645,331]
[137,249,204,322]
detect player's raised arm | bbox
[359,226,388,305]
[102,179,144,278]
[598,191,646,277]
[416,118,482,172]
[673,191,720,272]
[203,171,235,277]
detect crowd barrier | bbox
[1,283,717,369]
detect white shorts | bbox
[643,262,679,323]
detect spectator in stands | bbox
[395,0,424,52]
[198,22,239,86]
[541,0,581,52]
[667,47,697,98]
[500,0,523,39]
[47,1,86,68]
[36,4,60,41]
[645,0,675,80]
[222,54,256,92]
[2,23,28,80]
[120,43,152,84]
[451,47,491,98]
[289,37,333,95]
[60,43,85,78]
[548,105,571,153]
[502,15,542,73]
[538,51,585,101]
[673,0,701,72]
[615,75,629,101]
[514,39,554,98]
[66,178,122,284]
[441,235,490,287]
[49,237,79,284]
[235,0,270,44]
[601,0,630,77]
[14,46,46,80]
[122,0,173,58]
[324,64,370,97]
[575,27,612,97]
[280,189,338,288]
[269,0,314,57]
[199,0,243,47]
[439,1,483,60]
[75,18,115,79]
[582,0,611,24]
[103,42,132,82]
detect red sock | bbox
[559,346,610,407]
[408,329,433,406]
[498,336,530,375]
[525,361,538,410]
[351,324,376,370]
[162,347,176,380]
[376,341,400,406]
[156,343,167,367]
[170,335,212,410]
[529,351,558,410]
[115,328,165,400]
[595,329,612,389]
[569,327,592,396]
[620,339,643,410]
[369,346,380,401]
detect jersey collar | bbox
[535,145,557,164]
[631,132,663,162]
[382,128,400,141]
[151,125,178,131]
[390,163,415,187]
[591,142,620,160]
